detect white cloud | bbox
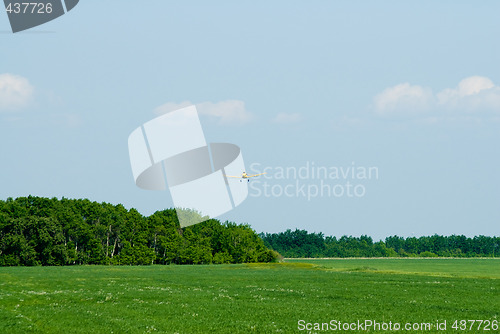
[374,76,500,118]
[272,112,302,124]
[154,100,253,125]
[436,76,500,111]
[374,83,434,116]
[198,100,252,124]
[0,73,34,111]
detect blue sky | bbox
[1,1,499,240]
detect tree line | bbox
[0,196,278,266]
[260,229,500,258]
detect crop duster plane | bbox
[225,171,266,182]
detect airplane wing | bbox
[247,173,267,178]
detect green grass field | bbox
[1,259,499,333]
[286,258,500,279]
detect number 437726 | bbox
[5,2,53,14]
[452,320,498,331]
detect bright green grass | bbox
[0,260,498,333]
[285,258,500,279]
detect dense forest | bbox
[260,229,500,258]
[0,196,278,266]
[2,197,498,266]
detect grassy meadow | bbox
[0,259,499,333]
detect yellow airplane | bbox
[226,171,266,182]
